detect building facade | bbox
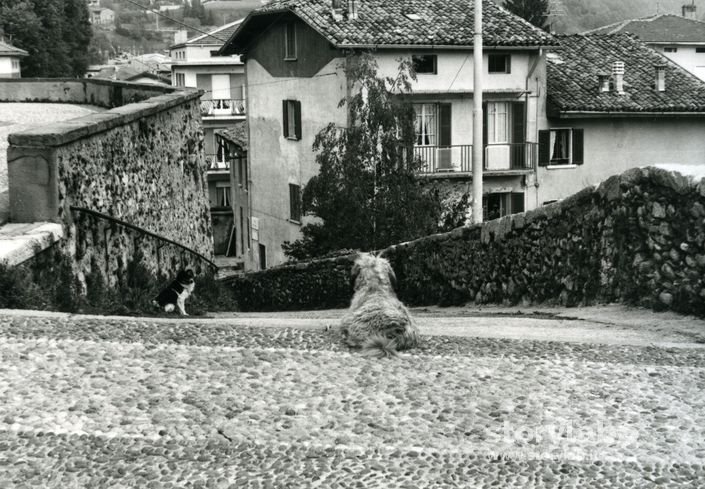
[219,0,556,268]
[0,41,28,79]
[540,34,705,204]
[171,20,251,265]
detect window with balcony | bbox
[412,55,437,74]
[488,54,511,74]
[484,102,527,170]
[283,100,302,140]
[285,22,297,60]
[216,185,231,207]
[538,128,584,166]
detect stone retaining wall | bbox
[4,79,212,286]
[231,167,705,316]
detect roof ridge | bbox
[186,18,245,44]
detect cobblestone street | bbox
[1,307,704,488]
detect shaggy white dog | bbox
[340,253,419,357]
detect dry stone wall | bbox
[231,167,705,317]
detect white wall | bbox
[653,44,705,81]
[539,117,705,204]
[0,56,21,78]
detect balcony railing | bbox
[205,154,231,171]
[200,99,246,117]
[415,142,537,174]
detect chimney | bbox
[655,64,666,91]
[682,3,697,19]
[598,74,610,93]
[612,61,625,94]
[331,0,359,21]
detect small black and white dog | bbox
[152,269,195,315]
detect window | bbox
[538,128,584,166]
[174,72,185,87]
[289,184,302,222]
[483,192,524,221]
[259,244,267,270]
[285,22,297,60]
[664,47,678,53]
[216,185,231,207]
[240,207,245,255]
[215,136,228,168]
[282,99,302,140]
[414,103,438,145]
[412,55,437,74]
[697,47,705,53]
[488,54,511,74]
[486,102,509,143]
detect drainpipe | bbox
[526,48,542,209]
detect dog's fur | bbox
[152,269,195,315]
[340,253,419,357]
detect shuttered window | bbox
[538,129,584,166]
[285,22,297,60]
[289,184,302,222]
[282,100,302,140]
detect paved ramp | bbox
[0,308,704,487]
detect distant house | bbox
[170,19,250,264]
[586,6,705,81]
[89,7,115,26]
[539,33,705,204]
[218,0,557,268]
[0,40,27,78]
[123,71,171,86]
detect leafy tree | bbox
[282,53,441,261]
[0,0,92,77]
[503,0,550,29]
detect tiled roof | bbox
[585,14,705,43]
[0,40,28,57]
[546,34,705,114]
[183,19,244,46]
[223,0,556,52]
[216,122,248,150]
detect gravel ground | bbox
[0,310,704,487]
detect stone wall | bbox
[5,79,213,286]
[231,167,705,317]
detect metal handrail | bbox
[70,206,217,269]
[200,98,246,116]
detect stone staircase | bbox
[0,309,703,487]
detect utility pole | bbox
[472,0,484,224]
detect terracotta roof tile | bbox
[547,34,705,114]
[226,0,556,50]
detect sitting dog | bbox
[340,253,419,358]
[152,269,195,316]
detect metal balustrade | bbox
[415,142,537,174]
[200,99,246,117]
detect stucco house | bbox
[586,5,705,81]
[89,7,115,26]
[171,20,251,265]
[539,33,705,204]
[0,40,28,79]
[218,0,556,269]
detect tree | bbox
[503,0,550,29]
[282,54,441,261]
[0,0,92,77]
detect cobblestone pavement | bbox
[0,309,704,487]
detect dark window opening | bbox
[285,22,297,60]
[412,54,437,74]
[488,54,511,74]
[664,47,678,53]
[259,244,267,270]
[696,47,705,53]
[289,184,302,222]
[282,99,302,140]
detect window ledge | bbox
[284,57,298,62]
[286,136,300,142]
[546,164,578,170]
[288,219,302,225]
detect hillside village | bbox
[2,1,705,487]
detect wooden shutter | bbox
[572,128,584,165]
[197,74,212,100]
[282,100,289,138]
[512,102,525,143]
[511,192,525,214]
[294,100,302,140]
[230,74,243,100]
[538,130,550,167]
[439,103,452,146]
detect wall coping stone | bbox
[0,222,64,267]
[8,90,202,147]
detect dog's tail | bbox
[361,335,398,359]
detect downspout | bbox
[526,48,542,210]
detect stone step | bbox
[0,222,63,266]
